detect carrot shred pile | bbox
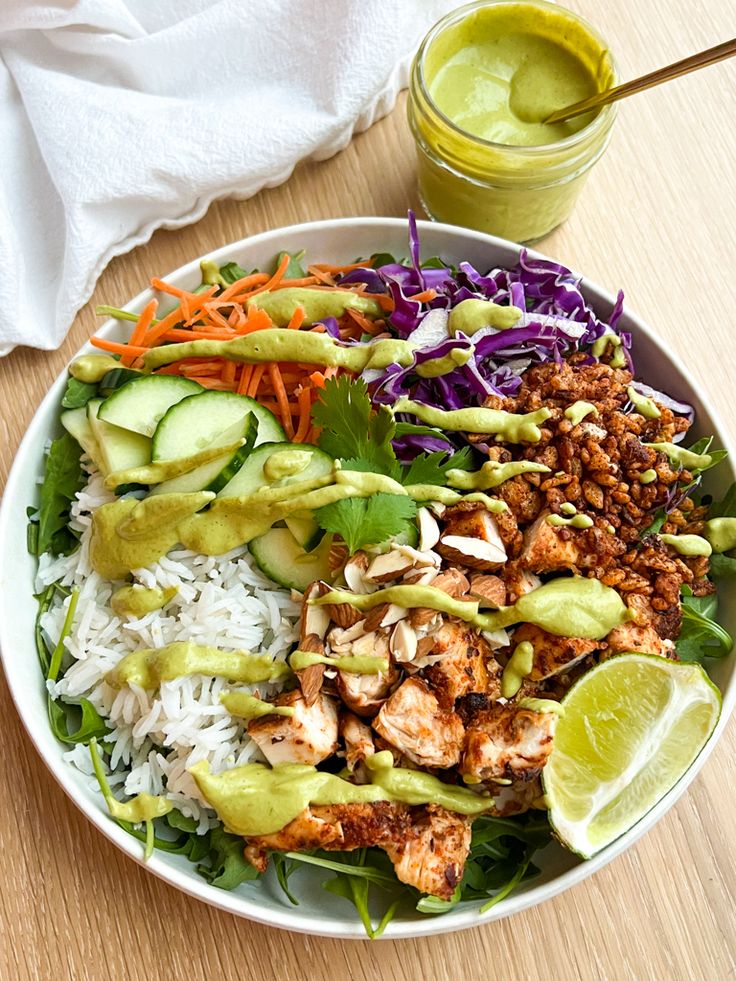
[90,254,395,441]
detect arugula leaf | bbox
[275,250,307,279]
[272,853,301,905]
[323,874,399,939]
[368,252,398,267]
[709,553,736,578]
[676,585,733,662]
[312,376,400,479]
[314,494,417,554]
[401,446,474,486]
[686,436,728,474]
[218,261,250,285]
[35,432,84,556]
[48,696,108,745]
[197,826,260,890]
[709,481,736,519]
[61,377,97,409]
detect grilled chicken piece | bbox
[503,561,542,604]
[373,677,465,768]
[460,703,557,783]
[247,690,338,766]
[492,777,544,818]
[340,711,375,770]
[383,804,473,900]
[423,620,495,707]
[437,507,508,571]
[626,592,682,640]
[335,658,398,718]
[245,801,411,854]
[520,511,582,574]
[511,623,600,680]
[604,622,673,659]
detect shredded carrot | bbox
[409,289,437,304]
[287,306,306,331]
[222,361,236,386]
[309,371,326,388]
[268,363,293,438]
[247,364,266,398]
[91,337,148,357]
[307,266,336,287]
[237,364,253,395]
[159,328,236,342]
[278,276,320,288]
[217,272,270,303]
[310,260,374,274]
[293,387,313,442]
[224,254,290,305]
[124,299,158,365]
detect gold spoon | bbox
[544,37,736,124]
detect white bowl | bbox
[1,218,734,939]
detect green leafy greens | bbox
[677,585,733,662]
[30,431,84,557]
[61,377,97,409]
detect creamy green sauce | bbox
[446,459,550,490]
[110,585,177,618]
[546,513,594,529]
[659,533,712,558]
[289,650,390,674]
[249,288,382,327]
[560,502,577,516]
[318,576,630,640]
[501,641,534,698]
[627,386,661,420]
[70,354,121,383]
[200,258,227,287]
[448,299,522,335]
[645,443,712,472]
[90,498,181,579]
[518,697,564,716]
[638,469,657,485]
[106,641,291,689]
[405,485,508,511]
[116,492,214,541]
[142,329,415,373]
[392,398,552,443]
[592,333,626,368]
[263,449,312,481]
[415,346,474,378]
[220,691,295,720]
[564,401,598,426]
[189,751,492,837]
[105,441,245,491]
[703,517,736,554]
[476,576,630,639]
[427,4,600,146]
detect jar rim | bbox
[414,0,619,155]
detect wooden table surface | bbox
[1,1,735,978]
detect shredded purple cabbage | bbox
[335,213,695,457]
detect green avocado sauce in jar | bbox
[408,0,616,243]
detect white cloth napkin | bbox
[0,0,457,356]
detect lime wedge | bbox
[543,653,721,859]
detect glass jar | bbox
[408,0,617,244]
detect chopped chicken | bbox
[340,711,375,770]
[383,804,473,900]
[335,659,398,718]
[460,703,557,783]
[520,511,582,574]
[423,620,496,707]
[247,690,338,766]
[245,801,410,854]
[503,561,542,604]
[373,677,465,768]
[492,777,545,818]
[604,622,673,659]
[469,574,506,607]
[512,623,600,680]
[437,507,508,570]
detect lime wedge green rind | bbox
[543,653,721,859]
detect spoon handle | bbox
[545,36,736,124]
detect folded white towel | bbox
[0,0,456,356]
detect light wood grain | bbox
[1,2,735,978]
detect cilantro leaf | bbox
[676,586,733,662]
[34,432,84,556]
[314,494,416,554]
[61,377,97,409]
[312,376,400,479]
[401,446,474,486]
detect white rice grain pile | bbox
[37,461,301,831]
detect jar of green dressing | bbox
[408,0,617,243]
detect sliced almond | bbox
[469,574,506,607]
[390,619,418,663]
[438,534,507,570]
[417,507,441,552]
[403,566,439,587]
[381,604,408,627]
[396,544,441,568]
[328,620,368,647]
[300,582,331,643]
[365,549,415,584]
[324,602,364,629]
[343,552,372,593]
[328,541,349,573]
[432,567,470,598]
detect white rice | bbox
[37,459,301,831]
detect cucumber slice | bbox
[87,399,152,474]
[151,414,258,495]
[249,528,334,591]
[284,514,325,552]
[152,390,260,462]
[61,406,103,466]
[98,375,202,437]
[217,442,333,500]
[235,396,286,446]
